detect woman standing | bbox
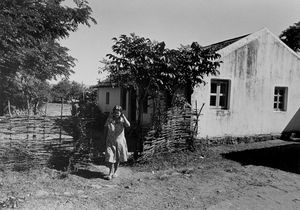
[104,105,130,180]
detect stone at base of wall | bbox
[195,134,282,146]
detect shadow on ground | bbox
[73,169,107,179]
[222,142,300,174]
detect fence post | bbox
[59,98,64,142]
[60,98,64,119]
[27,99,30,140]
[44,101,48,116]
[9,116,12,147]
[7,100,12,117]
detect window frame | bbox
[273,86,288,112]
[209,79,230,110]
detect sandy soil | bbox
[0,139,299,210]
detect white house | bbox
[192,28,300,139]
[96,28,300,141]
[95,80,153,124]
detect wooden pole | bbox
[7,100,12,117]
[44,100,48,116]
[9,116,12,147]
[27,98,30,140]
[27,99,30,116]
[59,98,63,142]
[60,98,64,119]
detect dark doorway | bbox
[129,89,136,123]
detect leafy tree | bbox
[69,81,86,101]
[0,0,96,115]
[103,33,220,126]
[164,42,220,103]
[104,34,165,125]
[51,80,85,102]
[18,76,52,114]
[280,21,300,52]
[51,80,72,102]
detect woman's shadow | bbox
[73,168,107,179]
[71,156,110,180]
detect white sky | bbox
[59,0,300,85]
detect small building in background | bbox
[95,79,152,125]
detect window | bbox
[143,95,148,113]
[210,79,230,109]
[274,87,288,111]
[120,88,127,110]
[106,92,110,104]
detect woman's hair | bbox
[113,105,122,112]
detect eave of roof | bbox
[93,82,118,88]
[216,28,300,59]
[203,34,250,53]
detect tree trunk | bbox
[33,100,39,115]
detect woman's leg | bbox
[113,161,119,176]
[112,157,120,178]
[105,163,114,180]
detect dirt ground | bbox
[0,139,299,210]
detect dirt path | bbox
[1,140,299,209]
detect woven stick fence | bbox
[141,101,204,160]
[0,116,74,171]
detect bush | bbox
[68,88,108,170]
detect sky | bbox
[59,0,300,86]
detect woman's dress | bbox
[105,117,129,163]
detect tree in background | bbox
[19,76,52,115]
[51,80,86,103]
[280,21,300,53]
[0,0,96,115]
[69,81,86,101]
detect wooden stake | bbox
[7,100,12,117]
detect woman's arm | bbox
[121,114,130,127]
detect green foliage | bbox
[280,21,300,52]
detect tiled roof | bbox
[203,34,250,52]
[93,77,118,88]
